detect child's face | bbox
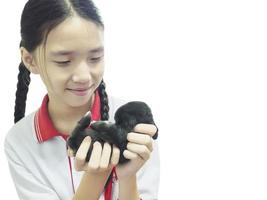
[36,16,104,107]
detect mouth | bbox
[66,85,94,96]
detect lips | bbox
[67,84,94,91]
[66,85,94,96]
[68,88,89,91]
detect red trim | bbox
[68,156,75,194]
[34,111,42,143]
[33,90,100,142]
[104,167,117,200]
[90,89,101,121]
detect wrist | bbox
[118,174,136,184]
[73,169,112,200]
[118,175,140,200]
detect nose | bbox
[72,61,92,83]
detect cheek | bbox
[91,63,105,80]
[45,68,70,90]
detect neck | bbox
[47,94,95,135]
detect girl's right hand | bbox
[67,136,120,174]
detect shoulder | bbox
[4,112,37,152]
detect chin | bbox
[65,95,92,108]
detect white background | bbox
[0,0,267,199]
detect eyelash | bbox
[55,56,103,66]
[89,56,103,63]
[55,61,70,66]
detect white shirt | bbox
[4,93,160,200]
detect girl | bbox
[4,0,160,200]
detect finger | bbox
[127,143,151,160]
[74,136,91,171]
[99,143,112,169]
[127,132,152,147]
[87,142,102,170]
[133,124,158,137]
[123,150,138,160]
[110,145,120,166]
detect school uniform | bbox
[4,91,160,200]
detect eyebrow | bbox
[49,46,104,57]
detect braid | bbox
[98,80,109,121]
[14,62,31,123]
[98,80,113,188]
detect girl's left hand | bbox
[116,123,158,181]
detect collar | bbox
[34,90,101,143]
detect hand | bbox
[68,136,120,174]
[116,123,158,181]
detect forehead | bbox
[45,16,103,54]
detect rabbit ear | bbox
[67,111,92,151]
[70,111,91,136]
[78,111,92,129]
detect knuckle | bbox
[142,148,149,154]
[88,163,98,171]
[141,150,150,160]
[99,163,108,169]
[142,147,151,158]
[74,163,82,171]
[140,146,147,153]
[75,167,82,171]
[111,158,119,165]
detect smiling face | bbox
[35,16,104,108]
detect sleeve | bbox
[4,141,60,200]
[136,139,160,200]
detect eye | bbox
[89,56,103,63]
[54,61,71,66]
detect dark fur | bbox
[67,101,158,164]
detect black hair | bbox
[15,0,108,123]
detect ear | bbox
[20,47,39,74]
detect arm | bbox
[118,175,140,200]
[116,124,159,200]
[72,169,111,200]
[136,140,160,199]
[118,140,160,200]
[69,138,120,200]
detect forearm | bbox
[72,170,112,200]
[118,175,140,200]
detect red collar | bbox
[34,90,101,143]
